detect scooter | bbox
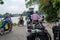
[27,22,51,40]
[0,18,12,36]
[52,25,60,40]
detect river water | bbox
[0,16,27,25]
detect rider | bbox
[31,11,40,24]
[18,14,24,26]
[41,15,44,22]
[26,11,34,23]
[28,11,32,22]
[0,13,11,30]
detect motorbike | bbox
[0,18,12,36]
[52,25,60,40]
[18,19,24,27]
[26,17,31,26]
[27,22,51,40]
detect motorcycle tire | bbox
[27,32,51,40]
[0,30,4,36]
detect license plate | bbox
[31,29,42,33]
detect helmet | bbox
[4,13,10,19]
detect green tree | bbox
[0,0,4,5]
[26,0,60,22]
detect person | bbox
[0,13,11,28]
[31,11,40,24]
[52,22,60,40]
[0,13,11,34]
[26,12,32,24]
[18,14,24,26]
[41,15,44,22]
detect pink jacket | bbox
[31,13,40,20]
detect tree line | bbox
[0,13,19,18]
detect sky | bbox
[0,0,38,14]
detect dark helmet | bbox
[4,13,10,19]
[36,11,38,13]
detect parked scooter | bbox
[27,22,51,40]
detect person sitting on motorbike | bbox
[31,11,40,24]
[0,13,11,31]
[27,11,33,23]
[18,14,24,26]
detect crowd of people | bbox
[0,10,43,29]
[18,11,44,26]
[0,9,60,40]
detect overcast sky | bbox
[0,0,38,14]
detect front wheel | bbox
[0,28,4,36]
[27,33,51,40]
